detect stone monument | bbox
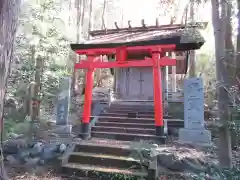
[179,77,211,145]
[55,76,72,134]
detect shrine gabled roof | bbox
[71,27,205,52]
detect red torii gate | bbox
[71,44,177,140]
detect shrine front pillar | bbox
[171,52,177,92]
[81,55,94,139]
[152,52,165,142]
[162,66,168,117]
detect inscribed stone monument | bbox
[179,77,211,145]
[56,76,71,126]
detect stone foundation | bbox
[179,128,212,146]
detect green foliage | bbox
[4,0,75,136]
[227,106,240,135]
[185,166,240,180]
[196,53,216,107]
[3,117,31,139]
[9,0,73,108]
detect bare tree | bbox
[95,0,108,87]
[0,0,21,178]
[73,0,86,95]
[181,4,189,24]
[88,0,93,38]
[236,0,240,81]
[81,0,86,28]
[101,0,107,29]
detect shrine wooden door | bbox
[116,67,154,100]
[140,67,154,100]
[127,68,142,99]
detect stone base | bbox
[155,136,167,144]
[50,124,72,134]
[156,126,164,136]
[80,123,91,140]
[179,128,212,145]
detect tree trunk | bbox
[34,56,44,119]
[72,0,83,96]
[95,0,107,87]
[234,0,240,149]
[236,0,240,80]
[76,0,83,42]
[211,0,232,168]
[189,0,196,77]
[181,4,188,24]
[88,0,93,38]
[80,0,86,28]
[225,1,235,79]
[101,0,107,29]
[0,0,21,178]
[223,0,237,150]
[235,0,240,107]
[79,0,93,94]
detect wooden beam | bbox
[74,57,176,69]
[75,44,176,56]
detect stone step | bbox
[105,109,154,114]
[97,117,184,127]
[95,122,155,129]
[68,152,142,170]
[99,112,154,118]
[91,131,165,142]
[62,163,147,179]
[92,126,155,135]
[109,104,153,109]
[98,117,155,124]
[73,141,132,157]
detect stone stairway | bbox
[61,103,184,179]
[91,103,184,141]
[62,139,149,180]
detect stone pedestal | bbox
[51,124,72,134]
[179,77,211,145]
[179,129,211,145]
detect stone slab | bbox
[50,124,72,134]
[184,77,204,130]
[56,76,71,125]
[179,128,212,145]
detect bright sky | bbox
[118,0,212,27]
[119,0,214,53]
[63,0,214,52]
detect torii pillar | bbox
[81,55,95,139]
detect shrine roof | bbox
[71,26,205,52]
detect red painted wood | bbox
[74,57,176,69]
[116,47,127,62]
[82,56,94,124]
[152,52,163,127]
